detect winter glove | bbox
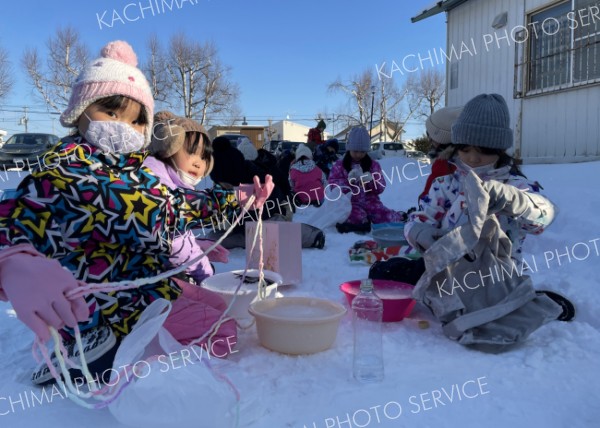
[407,223,443,252]
[252,174,274,210]
[360,171,374,183]
[348,167,363,182]
[482,180,553,222]
[0,252,89,341]
[197,239,230,263]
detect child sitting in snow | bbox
[329,126,406,233]
[313,138,339,178]
[0,40,273,386]
[372,93,574,321]
[288,144,326,206]
[143,111,230,284]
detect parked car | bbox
[274,141,303,158]
[382,142,404,156]
[369,143,385,160]
[218,134,252,148]
[0,133,60,168]
[337,141,347,157]
[405,150,431,164]
[264,140,281,153]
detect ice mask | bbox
[177,169,203,187]
[84,114,146,153]
[455,158,497,177]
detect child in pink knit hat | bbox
[0,40,273,386]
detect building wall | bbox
[270,121,314,142]
[446,0,600,163]
[208,126,265,148]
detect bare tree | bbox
[409,68,445,119]
[0,44,13,101]
[21,27,89,113]
[328,70,374,126]
[330,68,426,142]
[145,34,240,125]
[144,34,170,109]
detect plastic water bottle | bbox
[352,278,384,382]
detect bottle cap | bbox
[360,278,374,292]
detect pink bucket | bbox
[339,279,416,322]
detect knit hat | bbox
[426,106,463,145]
[148,111,210,159]
[60,41,154,145]
[451,94,513,150]
[317,119,326,130]
[346,126,371,152]
[325,138,339,153]
[237,139,258,161]
[295,144,313,161]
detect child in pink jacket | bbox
[288,144,326,206]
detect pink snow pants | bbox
[163,278,238,358]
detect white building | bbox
[268,120,329,142]
[412,0,600,163]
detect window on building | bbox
[450,62,459,89]
[522,0,600,95]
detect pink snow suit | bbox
[328,158,405,225]
[289,159,326,205]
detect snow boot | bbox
[32,324,119,387]
[336,222,371,234]
[536,290,576,322]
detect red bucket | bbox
[339,279,416,322]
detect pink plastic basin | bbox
[339,279,416,322]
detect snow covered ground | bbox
[0,156,599,428]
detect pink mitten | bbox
[252,175,274,210]
[197,239,230,263]
[0,252,89,341]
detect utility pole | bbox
[19,107,29,132]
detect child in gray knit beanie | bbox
[402,93,573,321]
[406,93,557,262]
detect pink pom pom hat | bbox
[60,40,154,145]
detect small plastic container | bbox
[248,296,346,355]
[371,225,407,247]
[340,279,416,322]
[201,269,282,323]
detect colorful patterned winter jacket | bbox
[405,161,556,262]
[289,159,326,205]
[0,136,239,338]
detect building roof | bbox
[411,0,471,23]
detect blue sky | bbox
[0,0,446,139]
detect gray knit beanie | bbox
[346,126,371,152]
[426,106,463,145]
[451,94,513,150]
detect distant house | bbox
[412,0,600,163]
[334,120,403,142]
[207,125,266,149]
[267,120,330,142]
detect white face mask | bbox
[84,114,146,154]
[177,168,203,187]
[455,158,497,177]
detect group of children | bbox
[0,39,573,388]
[0,41,273,385]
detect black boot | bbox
[336,222,371,234]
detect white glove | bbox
[361,172,373,183]
[348,167,363,182]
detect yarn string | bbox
[34,193,266,411]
